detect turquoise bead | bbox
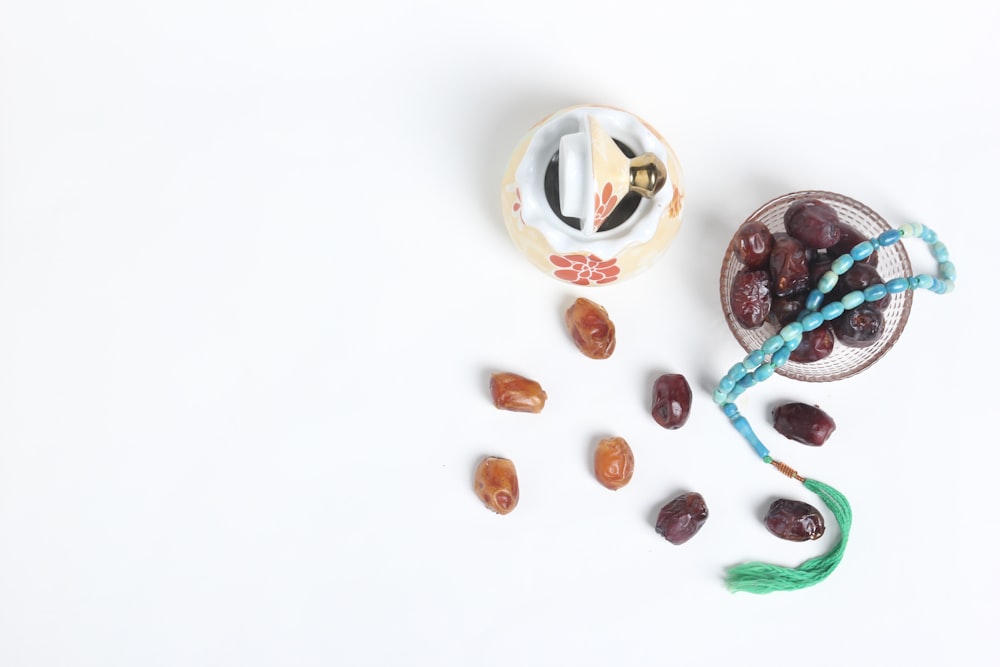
[728,363,747,382]
[941,261,956,281]
[841,290,864,310]
[800,311,824,331]
[922,227,938,243]
[817,271,838,293]
[762,335,784,354]
[805,290,824,310]
[719,376,735,392]
[737,374,757,390]
[780,322,803,341]
[915,274,934,290]
[753,364,774,382]
[932,241,949,262]
[713,388,729,404]
[723,403,738,418]
[731,415,770,459]
[850,241,875,261]
[772,347,791,367]
[831,255,854,274]
[886,277,909,294]
[863,284,888,302]
[743,350,765,370]
[821,302,845,320]
[878,229,901,246]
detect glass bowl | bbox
[719,190,913,382]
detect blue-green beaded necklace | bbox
[715,223,955,594]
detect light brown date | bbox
[490,372,547,413]
[564,297,616,359]
[593,436,635,490]
[474,457,519,515]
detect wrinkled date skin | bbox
[593,436,635,490]
[651,373,692,430]
[769,236,812,296]
[783,199,842,249]
[655,492,709,545]
[730,269,772,328]
[732,220,774,269]
[769,292,807,326]
[565,297,616,359]
[474,457,519,515]
[833,302,884,348]
[772,402,836,446]
[788,323,835,363]
[490,372,547,413]
[765,498,826,541]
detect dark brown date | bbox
[784,199,842,249]
[651,373,692,430]
[769,292,807,326]
[730,269,771,328]
[832,302,883,348]
[788,323,835,363]
[732,220,774,269]
[769,236,811,296]
[764,499,826,541]
[772,402,836,446]
[655,492,708,545]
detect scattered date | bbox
[593,436,635,490]
[474,456,519,515]
[655,492,709,545]
[490,372,547,413]
[764,499,826,541]
[772,402,836,446]
[651,373,693,430]
[565,297,616,359]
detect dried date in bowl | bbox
[719,191,913,382]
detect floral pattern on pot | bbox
[550,253,620,285]
[593,182,618,232]
[512,187,526,226]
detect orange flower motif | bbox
[550,253,621,285]
[593,182,618,231]
[512,187,526,225]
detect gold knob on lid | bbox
[629,153,667,198]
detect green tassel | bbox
[725,478,852,594]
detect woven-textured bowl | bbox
[720,191,913,382]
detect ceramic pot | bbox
[501,104,684,285]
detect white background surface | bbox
[0,1,997,665]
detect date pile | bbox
[477,297,695,525]
[730,199,891,361]
[476,295,832,547]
